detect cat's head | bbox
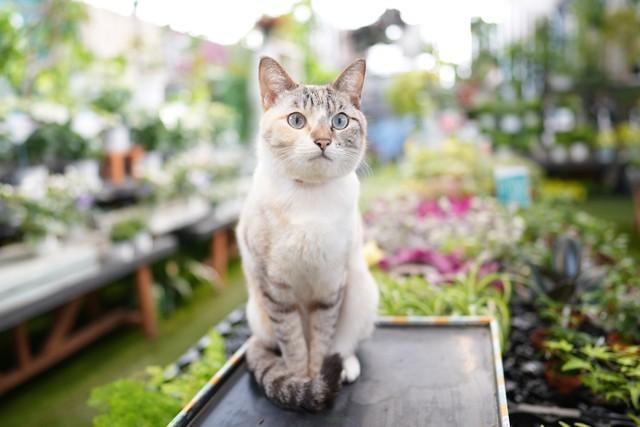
[258,56,367,183]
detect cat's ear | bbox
[259,56,297,110]
[332,59,366,108]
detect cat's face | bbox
[258,57,367,183]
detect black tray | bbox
[169,316,510,427]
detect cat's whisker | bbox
[357,159,373,177]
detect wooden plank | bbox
[85,292,102,319]
[135,266,157,339]
[211,230,229,282]
[43,298,82,353]
[0,310,131,395]
[12,323,31,368]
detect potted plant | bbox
[526,236,606,383]
[0,178,90,255]
[22,122,95,172]
[544,327,640,411]
[542,337,584,395]
[109,217,151,260]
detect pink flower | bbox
[416,200,445,219]
[449,196,472,217]
[379,248,503,288]
[415,196,473,219]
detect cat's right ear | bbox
[259,57,297,110]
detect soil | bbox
[505,298,636,427]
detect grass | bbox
[0,260,247,427]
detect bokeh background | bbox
[1,1,640,426]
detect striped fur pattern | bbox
[247,338,343,412]
[236,57,379,412]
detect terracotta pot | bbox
[595,252,615,265]
[606,331,634,350]
[128,145,145,178]
[544,361,582,395]
[569,311,586,329]
[530,327,548,351]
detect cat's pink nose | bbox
[314,139,331,151]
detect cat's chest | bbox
[269,210,353,290]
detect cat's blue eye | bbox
[287,112,306,129]
[331,113,349,130]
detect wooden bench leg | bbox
[211,230,229,282]
[1,309,133,395]
[12,323,31,369]
[44,298,82,353]
[135,266,157,339]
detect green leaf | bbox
[545,339,574,353]
[561,357,591,372]
[89,379,181,427]
[628,383,640,410]
[581,345,613,360]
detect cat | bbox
[236,56,379,412]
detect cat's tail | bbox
[246,337,343,412]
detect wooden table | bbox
[0,236,177,395]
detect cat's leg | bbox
[331,261,378,383]
[307,287,344,377]
[259,281,309,377]
[246,289,276,348]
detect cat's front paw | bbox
[308,358,323,378]
[340,355,361,384]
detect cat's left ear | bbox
[332,59,366,108]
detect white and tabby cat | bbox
[236,56,378,411]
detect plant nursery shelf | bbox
[170,317,509,427]
[0,236,178,395]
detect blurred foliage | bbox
[129,115,169,153]
[147,330,226,404]
[23,122,96,164]
[555,126,597,148]
[375,266,511,345]
[0,179,90,243]
[540,180,588,202]
[0,8,25,87]
[153,256,219,316]
[469,18,499,84]
[402,138,542,197]
[386,71,438,117]
[92,88,132,116]
[403,139,493,196]
[89,379,182,427]
[89,330,225,426]
[0,0,92,102]
[110,217,146,243]
[212,49,253,141]
[544,327,640,413]
[469,101,542,152]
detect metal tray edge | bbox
[167,316,510,427]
